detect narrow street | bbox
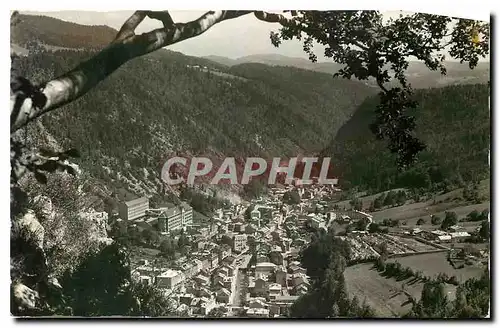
[231,254,252,306]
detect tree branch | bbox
[11,10,289,133]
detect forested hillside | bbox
[12,14,489,199]
[324,83,490,192]
[11,14,116,49]
[14,46,374,198]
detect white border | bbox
[5,1,493,21]
[1,1,497,327]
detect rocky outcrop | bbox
[78,210,113,246]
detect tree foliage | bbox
[430,215,442,225]
[290,230,377,318]
[271,11,489,167]
[406,268,490,318]
[441,211,458,230]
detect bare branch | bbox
[254,11,290,24]
[114,11,148,41]
[145,11,175,28]
[11,10,289,133]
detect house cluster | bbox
[131,240,249,316]
[126,183,322,317]
[121,177,352,318]
[240,259,310,318]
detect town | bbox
[104,179,489,318]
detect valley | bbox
[10,12,491,319]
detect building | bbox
[118,197,149,221]
[180,202,193,227]
[251,208,261,228]
[246,308,270,318]
[436,235,452,243]
[232,234,248,253]
[254,277,268,297]
[269,247,284,266]
[218,244,232,262]
[159,203,194,232]
[308,214,325,229]
[256,262,277,276]
[216,288,231,303]
[450,231,471,242]
[156,269,185,289]
[268,295,299,317]
[275,267,287,287]
[268,283,282,300]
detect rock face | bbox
[11,167,118,315]
[78,210,113,246]
[32,195,55,223]
[12,283,39,311]
[13,210,45,250]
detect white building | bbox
[255,262,276,276]
[118,197,149,221]
[232,234,248,253]
[156,269,185,289]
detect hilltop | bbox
[204,54,490,89]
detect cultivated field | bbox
[385,234,438,252]
[387,252,486,283]
[344,263,456,317]
[334,179,490,226]
[342,233,441,261]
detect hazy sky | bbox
[21,10,406,60]
[21,10,489,61]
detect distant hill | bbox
[203,55,239,67]
[322,83,490,192]
[11,14,117,49]
[204,54,490,90]
[204,53,345,76]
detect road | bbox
[231,254,252,306]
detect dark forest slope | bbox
[323,83,490,192]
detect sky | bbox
[21,10,405,60]
[21,10,490,61]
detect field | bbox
[342,233,442,261]
[334,179,490,226]
[384,234,438,252]
[387,252,486,283]
[344,263,456,317]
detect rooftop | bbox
[159,269,181,278]
[256,262,276,268]
[124,197,149,207]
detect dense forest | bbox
[324,83,490,192]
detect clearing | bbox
[344,262,457,317]
[387,252,486,283]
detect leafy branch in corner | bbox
[269,11,489,167]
